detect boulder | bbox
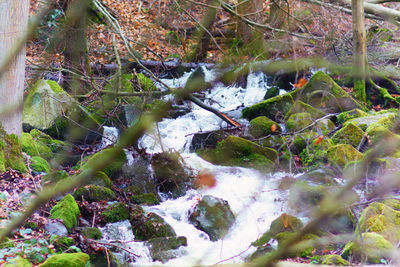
[74,185,116,202]
[327,144,363,169]
[286,112,313,132]
[21,132,52,159]
[331,123,365,148]
[79,227,102,240]
[49,194,80,232]
[249,116,281,138]
[79,148,126,179]
[23,80,74,132]
[344,110,397,131]
[336,108,368,124]
[146,236,187,262]
[285,100,326,120]
[30,156,50,174]
[101,202,130,223]
[39,252,90,267]
[242,93,294,121]
[131,193,160,205]
[313,118,335,135]
[189,195,235,241]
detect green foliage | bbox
[50,194,80,232]
[101,202,130,223]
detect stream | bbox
[99,67,295,266]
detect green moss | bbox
[285,100,326,120]
[336,108,368,125]
[131,193,160,205]
[249,116,281,138]
[74,185,116,202]
[300,138,331,168]
[3,134,27,173]
[46,80,65,93]
[327,144,363,169]
[332,123,365,147]
[131,212,176,241]
[125,185,144,195]
[289,182,327,211]
[54,236,75,252]
[50,194,80,232]
[101,202,129,223]
[4,256,32,267]
[80,227,102,239]
[90,171,112,188]
[262,135,285,148]
[30,129,65,153]
[39,252,90,267]
[275,232,317,258]
[357,201,400,245]
[321,254,349,265]
[286,113,313,132]
[342,233,393,263]
[22,133,53,160]
[242,93,294,121]
[31,156,50,173]
[137,73,156,91]
[313,119,335,135]
[81,148,126,179]
[253,214,303,247]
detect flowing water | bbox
[100,67,293,266]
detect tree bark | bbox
[352,0,367,101]
[0,0,29,136]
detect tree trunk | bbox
[0,0,29,136]
[236,0,263,43]
[352,0,367,102]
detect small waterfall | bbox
[100,67,290,265]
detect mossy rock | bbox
[286,112,313,132]
[0,128,27,173]
[90,171,112,188]
[146,236,187,263]
[30,129,65,153]
[4,256,32,267]
[151,151,190,199]
[275,232,317,258]
[344,158,386,179]
[201,135,277,170]
[342,232,394,264]
[21,132,52,159]
[189,195,235,241]
[313,119,335,135]
[321,254,349,265]
[242,93,294,121]
[366,126,400,157]
[326,144,363,169]
[249,116,281,138]
[261,135,286,148]
[291,71,363,113]
[253,213,303,247]
[131,193,160,205]
[336,108,368,125]
[285,100,326,120]
[344,111,397,131]
[289,131,319,155]
[125,185,144,195]
[74,185,116,202]
[39,252,90,267]
[80,148,126,179]
[357,201,400,245]
[299,137,332,168]
[332,123,365,148]
[297,167,337,186]
[54,236,75,252]
[101,202,130,223]
[90,250,120,267]
[80,227,102,239]
[263,86,280,100]
[50,194,80,232]
[30,156,51,173]
[23,80,74,135]
[42,170,69,185]
[131,210,176,241]
[288,182,327,212]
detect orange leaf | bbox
[194,171,217,188]
[314,135,324,145]
[282,213,289,228]
[270,123,278,133]
[293,77,307,88]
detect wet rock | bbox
[249,116,281,138]
[151,151,190,199]
[44,220,68,236]
[313,118,335,135]
[263,86,279,100]
[122,156,157,195]
[131,193,160,205]
[90,250,120,267]
[146,236,187,262]
[189,195,235,241]
[286,112,313,132]
[297,167,337,186]
[242,93,294,121]
[190,130,229,152]
[130,206,176,241]
[252,214,303,247]
[342,232,394,263]
[288,182,327,212]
